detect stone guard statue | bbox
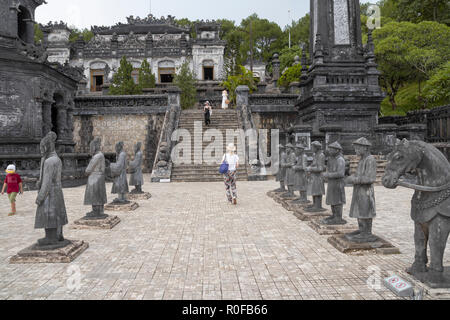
[274,144,287,192]
[34,132,69,248]
[110,141,129,204]
[83,137,108,219]
[292,143,309,204]
[321,141,346,225]
[305,141,326,212]
[345,137,377,242]
[281,144,296,198]
[274,143,286,192]
[383,139,450,287]
[129,142,144,194]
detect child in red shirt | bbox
[1,164,23,216]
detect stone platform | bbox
[294,208,331,222]
[10,240,89,264]
[105,202,139,212]
[72,215,121,230]
[128,192,152,201]
[266,191,300,205]
[398,268,450,297]
[308,218,357,235]
[327,234,400,255]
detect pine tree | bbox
[173,61,197,109]
[138,59,156,89]
[109,56,142,95]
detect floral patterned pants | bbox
[224,171,237,202]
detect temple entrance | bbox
[203,67,214,81]
[159,68,175,83]
[90,69,104,92]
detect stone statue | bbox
[83,137,108,219]
[383,139,450,286]
[305,141,326,212]
[321,141,346,225]
[110,141,129,204]
[274,144,287,192]
[281,144,296,198]
[129,142,144,194]
[345,138,378,242]
[292,143,309,204]
[34,132,69,248]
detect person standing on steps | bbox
[204,101,212,126]
[222,143,239,205]
[222,90,229,109]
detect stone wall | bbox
[73,114,164,172]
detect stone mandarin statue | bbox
[305,141,326,212]
[83,137,108,219]
[274,144,287,192]
[129,142,144,194]
[110,141,129,204]
[34,132,69,247]
[292,143,309,204]
[345,137,378,242]
[282,144,297,198]
[321,141,346,225]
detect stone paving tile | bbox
[0,176,449,300]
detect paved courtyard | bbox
[0,176,448,300]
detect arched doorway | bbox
[17,6,32,44]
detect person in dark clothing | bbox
[204,101,212,126]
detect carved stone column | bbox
[272,53,280,83]
[42,100,52,136]
[56,103,68,140]
[236,85,250,108]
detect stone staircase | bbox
[171,109,248,182]
[347,155,387,185]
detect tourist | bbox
[222,90,229,109]
[1,164,23,216]
[204,101,212,126]
[222,143,239,205]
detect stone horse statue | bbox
[383,139,450,287]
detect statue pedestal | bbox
[281,199,309,212]
[293,207,331,221]
[397,269,450,296]
[327,234,400,255]
[128,192,152,201]
[105,201,139,212]
[308,218,357,235]
[72,215,121,230]
[406,267,450,290]
[10,240,89,264]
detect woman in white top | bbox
[222,90,229,109]
[222,143,239,205]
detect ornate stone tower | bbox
[296,0,384,153]
[0,0,85,189]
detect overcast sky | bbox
[35,0,310,30]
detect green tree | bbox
[422,61,450,105]
[174,61,197,109]
[218,19,246,76]
[278,45,302,73]
[285,14,310,51]
[69,28,94,43]
[109,56,142,95]
[34,24,43,44]
[138,59,156,89]
[278,63,303,88]
[221,65,257,106]
[373,21,450,110]
[240,14,285,64]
